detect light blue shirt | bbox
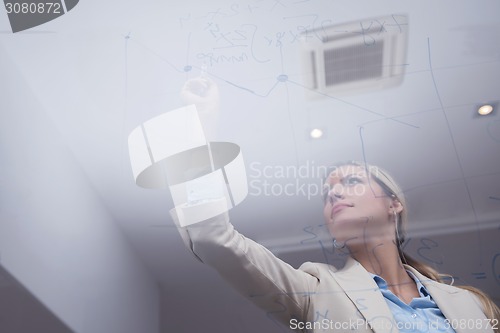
[371,271,456,333]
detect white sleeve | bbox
[170,208,319,329]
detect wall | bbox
[0,45,159,333]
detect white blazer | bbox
[174,211,493,333]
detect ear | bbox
[389,197,404,214]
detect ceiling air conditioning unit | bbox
[300,14,409,98]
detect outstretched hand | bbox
[180,77,220,114]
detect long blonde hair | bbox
[324,161,499,325]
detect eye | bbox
[343,176,362,186]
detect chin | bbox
[330,215,355,227]
[329,218,365,240]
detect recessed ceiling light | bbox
[310,128,323,139]
[477,104,493,116]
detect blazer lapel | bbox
[332,257,399,333]
[331,259,492,333]
[404,266,493,333]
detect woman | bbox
[171,161,499,332]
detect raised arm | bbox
[171,206,320,329]
[175,75,319,330]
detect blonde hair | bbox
[324,161,499,325]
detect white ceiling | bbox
[1,0,500,332]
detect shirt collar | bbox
[370,270,430,298]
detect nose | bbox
[327,184,344,202]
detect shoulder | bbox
[298,257,370,280]
[424,277,466,294]
[405,264,487,311]
[404,264,465,294]
[297,262,336,280]
[297,260,353,279]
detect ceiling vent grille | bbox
[300,15,408,97]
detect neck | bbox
[348,236,412,287]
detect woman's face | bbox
[323,165,395,244]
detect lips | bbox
[331,203,353,217]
